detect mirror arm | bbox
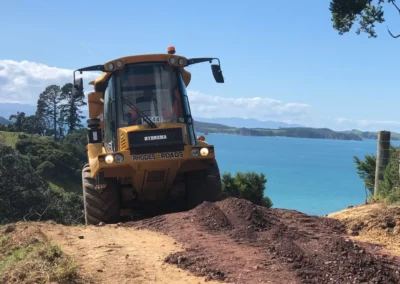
[73,64,105,90]
[186,57,220,67]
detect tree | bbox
[8,112,26,132]
[329,0,400,38]
[60,83,86,134]
[36,94,50,136]
[37,85,63,140]
[353,154,376,194]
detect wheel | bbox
[186,160,222,209]
[82,164,121,225]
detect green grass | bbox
[0,225,88,284]
[0,246,32,272]
[0,234,8,247]
[0,131,22,148]
[49,180,81,194]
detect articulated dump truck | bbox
[72,47,225,225]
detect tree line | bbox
[1,83,86,140]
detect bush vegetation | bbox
[354,146,400,204]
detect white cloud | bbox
[0,59,311,122]
[0,60,99,104]
[187,90,311,121]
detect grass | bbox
[0,131,22,148]
[0,223,89,284]
[0,246,32,272]
[49,179,81,193]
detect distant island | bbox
[193,120,400,141]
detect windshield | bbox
[114,63,186,127]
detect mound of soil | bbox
[125,198,400,283]
[192,202,232,232]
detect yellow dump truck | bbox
[72,47,225,225]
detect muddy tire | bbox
[186,161,222,209]
[82,164,121,225]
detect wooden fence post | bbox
[374,130,391,196]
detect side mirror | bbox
[74,77,83,92]
[72,77,83,98]
[211,64,224,83]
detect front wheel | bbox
[82,164,121,225]
[186,161,222,209]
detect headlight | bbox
[107,62,114,70]
[191,148,200,156]
[200,148,209,156]
[114,153,124,163]
[105,155,114,164]
[178,58,184,65]
[115,60,123,68]
[169,57,176,65]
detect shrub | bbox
[221,172,273,208]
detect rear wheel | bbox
[186,161,222,209]
[82,164,121,225]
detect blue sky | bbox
[1,0,400,131]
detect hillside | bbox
[0,116,9,125]
[2,199,400,283]
[343,129,400,141]
[194,117,304,129]
[2,129,400,283]
[194,120,364,141]
[194,120,400,141]
[0,130,84,193]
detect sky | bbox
[1,0,400,131]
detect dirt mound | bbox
[218,197,276,230]
[125,197,400,283]
[192,201,232,232]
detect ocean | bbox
[203,133,400,216]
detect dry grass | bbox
[0,222,90,284]
[327,202,400,256]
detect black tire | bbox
[82,164,121,225]
[186,160,222,209]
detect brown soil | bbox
[4,199,400,284]
[42,222,221,284]
[124,198,400,284]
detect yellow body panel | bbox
[87,139,215,201]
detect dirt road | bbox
[42,223,221,284]
[4,198,400,284]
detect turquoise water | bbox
[203,133,400,216]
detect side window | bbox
[104,76,115,152]
[177,74,196,145]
